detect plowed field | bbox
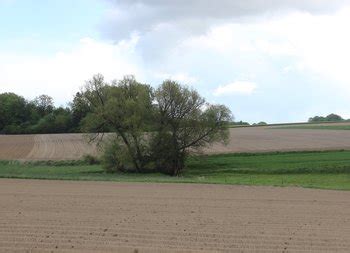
[3,124,350,160]
[0,135,34,160]
[207,126,350,154]
[0,134,97,161]
[0,179,349,252]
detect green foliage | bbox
[0,150,349,190]
[0,92,82,134]
[309,113,344,122]
[17,159,88,166]
[80,75,232,176]
[101,137,135,173]
[82,75,154,172]
[230,120,250,126]
[29,107,73,133]
[0,93,29,133]
[33,94,54,117]
[70,92,91,132]
[152,80,232,175]
[82,154,100,165]
[250,121,268,126]
[0,74,232,176]
[326,113,343,121]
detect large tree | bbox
[152,80,232,175]
[81,74,154,172]
[81,74,232,176]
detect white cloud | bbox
[3,1,350,123]
[103,0,349,41]
[257,9,350,90]
[0,37,142,105]
[98,1,350,104]
[152,72,198,84]
[177,7,350,94]
[214,81,257,96]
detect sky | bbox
[1,0,350,123]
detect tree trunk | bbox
[118,131,141,172]
[171,152,185,176]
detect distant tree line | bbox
[308,113,345,123]
[230,120,267,126]
[0,93,71,134]
[0,88,96,134]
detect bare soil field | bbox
[26,134,98,161]
[3,124,350,160]
[206,125,350,154]
[0,179,349,252]
[0,133,98,161]
[0,135,34,160]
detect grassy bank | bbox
[0,150,349,190]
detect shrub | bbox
[82,154,100,165]
[101,137,135,173]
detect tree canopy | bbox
[152,80,231,175]
[0,93,81,134]
[308,113,344,123]
[80,75,232,175]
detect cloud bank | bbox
[3,1,350,123]
[214,81,257,96]
[0,37,142,105]
[102,0,349,40]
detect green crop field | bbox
[1,150,349,190]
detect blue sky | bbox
[1,0,350,123]
[0,0,106,53]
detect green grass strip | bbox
[0,150,349,190]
